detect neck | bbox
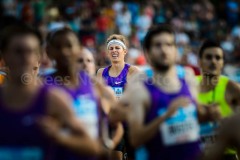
[7,74,38,90]
[152,65,180,92]
[111,61,125,74]
[201,73,219,90]
[55,64,78,86]
[153,65,177,80]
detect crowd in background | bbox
[0,0,240,81]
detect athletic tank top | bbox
[102,63,130,99]
[135,78,201,160]
[0,86,56,160]
[45,71,100,160]
[196,75,234,153]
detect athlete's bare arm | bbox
[93,77,124,149]
[42,87,104,156]
[120,82,188,148]
[202,113,240,160]
[184,67,198,99]
[225,80,240,112]
[96,68,105,84]
[127,65,141,82]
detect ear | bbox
[124,49,127,55]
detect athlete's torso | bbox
[135,78,201,160]
[0,86,56,160]
[102,63,130,99]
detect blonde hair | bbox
[106,34,129,49]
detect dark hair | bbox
[0,24,43,53]
[143,24,175,52]
[199,40,223,58]
[46,27,79,46]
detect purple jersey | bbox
[135,78,201,160]
[0,86,56,160]
[45,71,100,160]
[102,63,130,99]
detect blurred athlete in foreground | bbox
[45,28,123,160]
[0,25,103,160]
[116,25,221,160]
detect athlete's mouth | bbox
[112,54,119,58]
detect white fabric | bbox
[107,39,127,50]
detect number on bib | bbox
[159,104,200,146]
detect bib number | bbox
[160,104,200,146]
[73,95,99,139]
[200,122,218,149]
[112,87,123,99]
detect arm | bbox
[45,88,104,156]
[202,114,240,160]
[110,122,124,149]
[97,68,105,84]
[127,65,142,82]
[225,80,240,112]
[184,67,198,100]
[122,82,167,148]
[93,77,124,149]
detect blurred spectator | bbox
[0,0,240,77]
[96,10,110,45]
[78,9,96,46]
[226,0,239,27]
[135,8,152,42]
[116,5,132,37]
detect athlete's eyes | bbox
[152,42,174,48]
[87,59,92,63]
[205,54,222,61]
[108,46,121,50]
[77,58,83,63]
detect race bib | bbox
[73,94,99,139]
[0,147,43,160]
[159,104,200,146]
[200,122,218,149]
[112,87,123,99]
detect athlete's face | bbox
[77,49,96,76]
[49,32,81,68]
[146,33,177,72]
[3,35,41,78]
[199,47,224,76]
[107,44,127,63]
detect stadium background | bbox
[0,0,239,81]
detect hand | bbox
[37,116,62,141]
[164,96,191,119]
[205,103,222,121]
[109,100,130,123]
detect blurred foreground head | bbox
[0,24,42,79]
[46,27,82,71]
[143,24,177,72]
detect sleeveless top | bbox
[44,71,100,160]
[135,78,201,160]
[102,63,130,99]
[196,75,234,154]
[0,86,56,160]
